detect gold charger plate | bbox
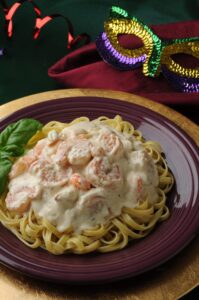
[0,88,199,300]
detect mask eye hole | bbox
[118,34,144,50]
[171,53,199,69]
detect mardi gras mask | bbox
[96,6,199,92]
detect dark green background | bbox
[0,0,199,104]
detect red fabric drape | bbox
[48,20,199,105]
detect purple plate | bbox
[0,96,199,284]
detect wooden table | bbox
[0,88,199,300]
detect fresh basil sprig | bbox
[0,159,12,195]
[0,118,43,195]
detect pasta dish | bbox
[0,116,174,254]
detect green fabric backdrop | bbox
[0,0,199,104]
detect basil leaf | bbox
[0,118,43,195]
[0,159,12,195]
[1,144,24,157]
[0,118,43,149]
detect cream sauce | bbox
[6,121,159,233]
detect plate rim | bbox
[0,89,199,297]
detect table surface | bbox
[0,88,199,300]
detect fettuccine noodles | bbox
[0,115,174,254]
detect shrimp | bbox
[9,153,36,179]
[77,133,91,139]
[30,160,72,187]
[70,173,91,191]
[91,132,124,160]
[53,141,71,167]
[47,130,60,145]
[5,186,41,214]
[9,137,60,179]
[137,177,143,194]
[34,139,48,157]
[77,188,110,226]
[81,196,104,212]
[34,138,60,161]
[54,138,91,167]
[68,140,92,165]
[78,188,105,211]
[86,157,122,188]
[127,173,143,199]
[55,185,78,208]
[130,150,159,186]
